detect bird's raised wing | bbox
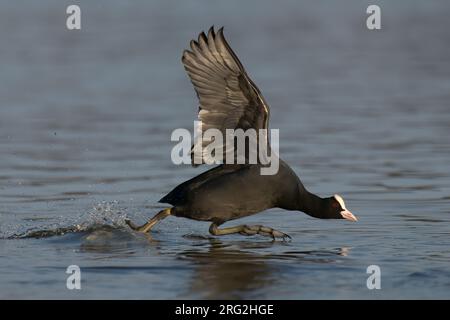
[182,27,271,166]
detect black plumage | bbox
[126,27,357,240]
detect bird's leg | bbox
[125,208,172,233]
[209,223,291,241]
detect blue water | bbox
[0,0,449,299]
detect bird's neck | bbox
[298,190,328,219]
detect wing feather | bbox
[181,27,271,166]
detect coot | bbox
[126,27,357,240]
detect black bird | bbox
[126,27,357,240]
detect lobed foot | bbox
[240,225,291,241]
[209,222,291,241]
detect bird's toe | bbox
[271,229,292,242]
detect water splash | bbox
[6,201,131,239]
[81,201,129,229]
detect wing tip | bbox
[182,49,194,60]
[207,26,216,44]
[181,49,189,62]
[198,31,208,45]
[190,39,199,51]
[208,25,226,40]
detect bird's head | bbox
[326,194,358,221]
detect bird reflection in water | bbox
[178,237,351,299]
[76,227,351,298]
